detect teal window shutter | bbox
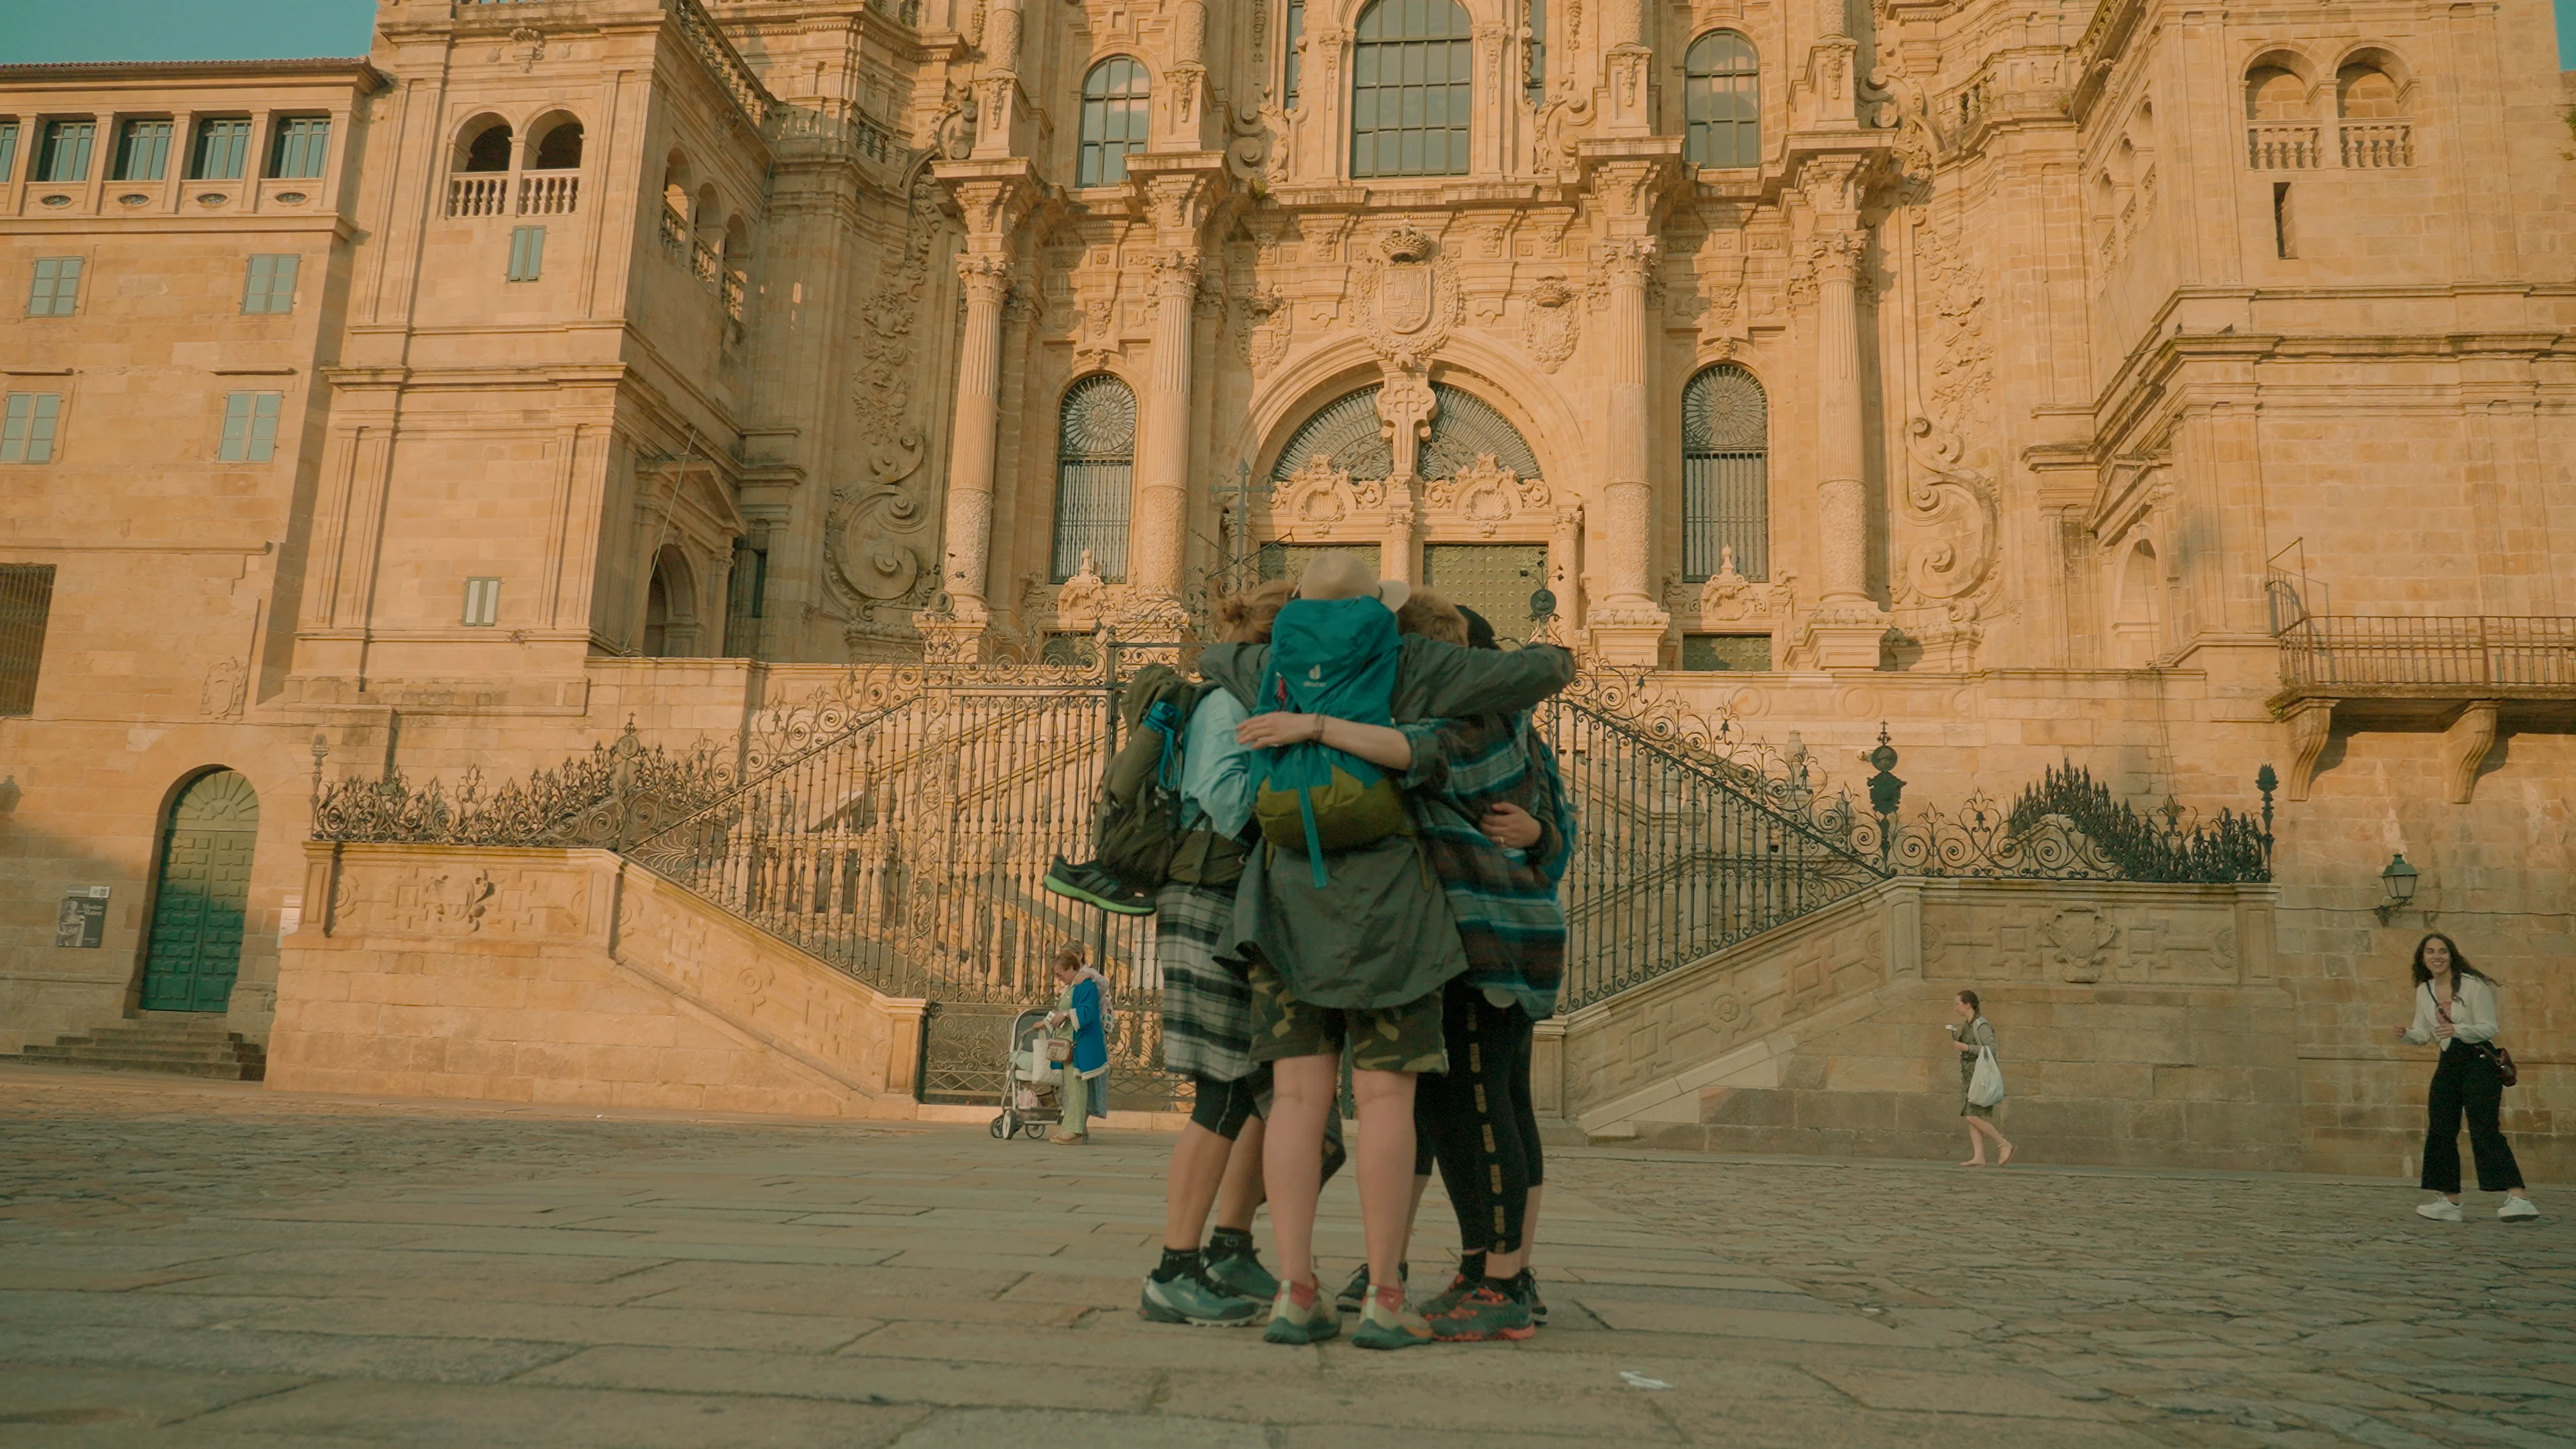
[37,120,95,182]
[507,226,545,282]
[191,118,252,180]
[1,394,61,464]
[270,117,331,178]
[28,257,81,317]
[219,392,282,463]
[243,254,298,314]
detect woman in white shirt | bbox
[2394,933,2538,1223]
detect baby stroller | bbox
[989,1005,1065,1142]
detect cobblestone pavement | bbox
[0,1067,2565,1448]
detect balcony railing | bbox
[2278,615,2576,690]
[658,206,688,260]
[446,175,508,217]
[692,239,721,286]
[2339,121,2414,168]
[519,171,579,215]
[2246,123,2322,170]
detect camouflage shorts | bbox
[1247,961,1448,1075]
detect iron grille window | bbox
[27,257,80,317]
[242,254,298,314]
[0,562,54,715]
[0,121,19,184]
[1350,0,1473,178]
[269,116,331,178]
[1524,0,1546,107]
[1,394,62,464]
[190,118,251,180]
[506,225,545,282]
[217,391,282,464]
[1053,374,1135,582]
[1684,31,1760,169]
[1283,0,1305,108]
[1682,363,1768,581]
[1077,58,1150,186]
[113,119,172,180]
[36,120,94,182]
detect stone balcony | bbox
[2269,614,2576,801]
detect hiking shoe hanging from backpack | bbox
[1042,856,1155,916]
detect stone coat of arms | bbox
[1354,227,1460,371]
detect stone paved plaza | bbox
[0,1067,2567,1448]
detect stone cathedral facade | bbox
[1,0,2571,1171]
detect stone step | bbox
[78,1023,244,1042]
[13,1052,264,1081]
[25,1042,263,1067]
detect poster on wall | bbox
[54,886,109,949]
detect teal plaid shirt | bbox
[1397,710,1576,1019]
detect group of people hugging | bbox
[1049,548,1576,1348]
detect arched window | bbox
[2335,58,2410,167]
[1079,58,1150,186]
[1684,32,1760,169]
[1351,0,1472,178]
[643,545,697,655]
[1283,0,1306,109]
[1055,375,1136,582]
[461,121,513,172]
[1682,364,1768,582]
[531,118,583,170]
[2245,66,2306,120]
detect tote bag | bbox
[1968,1046,2006,1108]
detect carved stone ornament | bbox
[1697,548,1798,623]
[1075,294,1120,368]
[828,482,936,605]
[201,657,246,718]
[1895,417,1999,612]
[506,26,545,72]
[1421,453,1553,538]
[1053,551,1107,633]
[1234,286,1290,376]
[1353,228,1462,371]
[2045,904,2117,984]
[1267,456,1387,527]
[1523,278,1579,372]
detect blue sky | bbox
[0,0,2569,69]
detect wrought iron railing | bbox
[2277,614,2576,689]
[311,649,2277,1107]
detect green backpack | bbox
[1093,666,1250,893]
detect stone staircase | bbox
[16,1016,267,1081]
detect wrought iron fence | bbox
[1539,698,1881,1012]
[309,647,2275,1108]
[2277,614,2576,689]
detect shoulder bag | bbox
[2436,989,2516,1088]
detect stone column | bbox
[1799,228,1890,668]
[1128,250,1200,611]
[970,0,1025,159]
[1589,239,1670,663]
[935,254,1014,622]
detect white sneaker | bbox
[2416,1198,2464,1222]
[2498,1196,2540,1222]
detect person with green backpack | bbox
[1197,551,1574,1352]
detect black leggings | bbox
[2422,1046,2524,1195]
[1414,981,1542,1255]
[1189,1068,1266,1140]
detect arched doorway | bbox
[140,769,259,1012]
[1265,380,1554,641]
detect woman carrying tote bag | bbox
[1949,989,2013,1167]
[2394,934,2538,1223]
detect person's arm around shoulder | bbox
[1235,710,1412,770]
[1397,637,1576,720]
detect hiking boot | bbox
[1352,1289,1436,1350]
[1263,1281,1339,1345]
[1428,1283,1535,1342]
[2499,1195,2540,1222]
[1042,857,1155,916]
[1203,1240,1280,1301]
[1512,1269,1548,1326]
[1418,1271,1481,1318]
[1336,1260,1405,1314]
[1140,1270,1264,1327]
[2416,1197,2463,1222]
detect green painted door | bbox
[140,769,259,1012]
[1421,543,1550,643]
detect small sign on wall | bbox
[54,887,109,949]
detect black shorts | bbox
[1189,1065,1271,1140]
